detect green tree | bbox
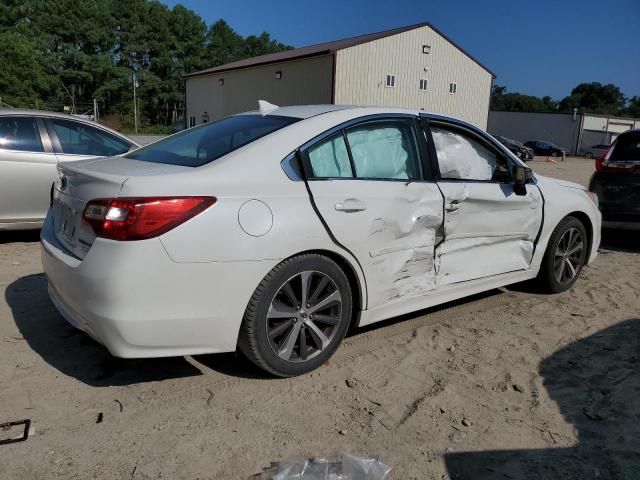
[0,0,292,129]
[0,31,54,108]
[558,82,626,115]
[624,96,640,118]
[490,84,557,112]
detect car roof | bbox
[0,108,138,145]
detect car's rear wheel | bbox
[538,216,588,293]
[551,150,561,157]
[238,254,352,377]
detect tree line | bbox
[0,0,291,132]
[491,82,640,118]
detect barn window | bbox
[422,45,431,54]
[385,74,396,88]
[449,82,457,94]
[274,71,282,80]
[189,116,196,128]
[218,78,224,86]
[419,79,428,91]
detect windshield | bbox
[126,114,299,167]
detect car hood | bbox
[536,174,586,191]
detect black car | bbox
[524,140,566,157]
[589,129,640,230]
[494,135,534,161]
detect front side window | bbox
[127,114,298,167]
[0,116,44,152]
[346,120,421,180]
[51,119,131,156]
[431,125,509,181]
[308,133,352,178]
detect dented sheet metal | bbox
[307,180,444,309]
[436,182,543,285]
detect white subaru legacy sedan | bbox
[41,104,601,376]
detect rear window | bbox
[126,114,299,167]
[610,132,640,162]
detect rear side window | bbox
[126,115,299,167]
[0,116,44,152]
[346,121,421,180]
[610,132,640,162]
[51,119,131,156]
[308,134,352,178]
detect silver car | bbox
[0,109,138,230]
[582,143,610,159]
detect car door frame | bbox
[419,113,543,284]
[296,113,444,312]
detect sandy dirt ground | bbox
[1,156,639,479]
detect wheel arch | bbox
[286,248,365,328]
[565,210,594,261]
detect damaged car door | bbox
[302,116,444,309]
[427,120,543,285]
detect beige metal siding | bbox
[583,115,607,131]
[186,55,334,124]
[333,25,492,129]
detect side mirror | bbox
[513,165,528,196]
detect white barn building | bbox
[185,23,495,129]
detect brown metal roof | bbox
[186,22,496,79]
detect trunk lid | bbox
[52,157,188,258]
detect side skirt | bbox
[358,268,538,327]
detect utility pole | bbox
[133,73,138,134]
[93,98,98,121]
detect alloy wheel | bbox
[266,271,342,362]
[553,227,584,284]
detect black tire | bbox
[238,254,353,377]
[551,150,561,157]
[537,216,588,293]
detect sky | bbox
[162,0,640,100]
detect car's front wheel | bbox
[538,216,588,293]
[239,254,353,377]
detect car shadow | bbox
[444,318,640,479]
[600,228,640,253]
[0,230,41,245]
[6,273,203,387]
[192,352,273,380]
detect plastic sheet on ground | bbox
[255,454,391,480]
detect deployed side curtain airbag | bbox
[432,127,496,180]
[307,134,352,177]
[347,127,410,179]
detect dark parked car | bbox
[494,135,534,161]
[524,140,566,157]
[589,129,640,230]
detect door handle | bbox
[445,199,463,212]
[335,199,367,213]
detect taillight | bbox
[595,145,639,174]
[82,196,216,241]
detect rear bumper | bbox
[40,211,277,358]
